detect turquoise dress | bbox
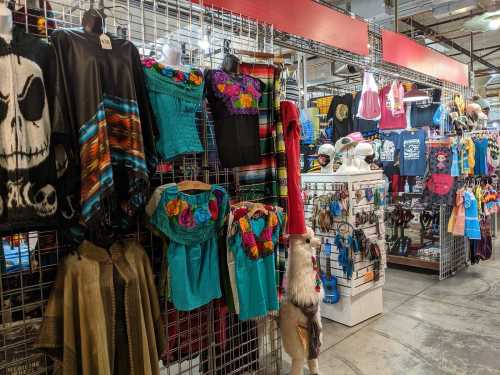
[150,184,228,311]
[143,62,204,160]
[228,208,283,321]
[464,191,481,240]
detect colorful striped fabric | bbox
[79,95,149,224]
[237,63,280,205]
[238,64,289,303]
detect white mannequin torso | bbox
[0,2,13,43]
[159,44,190,72]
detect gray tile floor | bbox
[283,241,500,375]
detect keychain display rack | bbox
[302,171,386,326]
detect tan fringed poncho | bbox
[36,240,165,375]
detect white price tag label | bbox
[100,34,112,50]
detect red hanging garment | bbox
[280,101,306,235]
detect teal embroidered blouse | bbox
[228,208,283,320]
[143,61,205,161]
[150,184,228,311]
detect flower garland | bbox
[142,57,203,87]
[234,206,278,260]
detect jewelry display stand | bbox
[302,170,386,326]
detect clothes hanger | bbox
[81,0,106,34]
[177,180,211,192]
[247,202,269,217]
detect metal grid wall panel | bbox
[0,1,281,374]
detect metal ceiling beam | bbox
[418,10,484,28]
[448,44,500,58]
[401,11,484,36]
[480,46,500,58]
[401,18,500,73]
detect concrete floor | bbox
[283,241,500,375]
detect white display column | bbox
[302,170,386,326]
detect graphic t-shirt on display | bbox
[400,129,427,176]
[327,93,353,142]
[410,102,440,128]
[379,132,401,175]
[379,85,406,129]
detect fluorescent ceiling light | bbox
[489,17,500,30]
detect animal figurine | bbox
[280,227,323,375]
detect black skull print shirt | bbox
[0,26,58,234]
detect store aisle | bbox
[283,241,500,375]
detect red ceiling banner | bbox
[382,29,469,87]
[192,0,369,56]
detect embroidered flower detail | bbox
[194,207,212,225]
[269,212,278,227]
[144,58,203,87]
[217,83,226,93]
[239,217,251,232]
[260,227,273,241]
[233,207,248,221]
[174,71,185,82]
[263,240,274,251]
[162,67,174,78]
[246,83,260,98]
[142,58,155,68]
[224,84,241,96]
[211,70,261,115]
[242,231,257,248]
[179,207,195,228]
[250,246,259,258]
[189,72,203,86]
[208,199,219,220]
[166,199,181,217]
[238,93,254,108]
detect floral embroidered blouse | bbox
[150,184,229,311]
[143,58,205,161]
[205,69,263,168]
[227,204,283,320]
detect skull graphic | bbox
[0,55,50,171]
[32,184,57,217]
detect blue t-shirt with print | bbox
[399,129,427,176]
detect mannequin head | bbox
[353,142,374,172]
[317,143,335,174]
[160,41,182,67]
[221,53,240,74]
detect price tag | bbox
[100,34,112,50]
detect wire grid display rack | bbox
[0,0,283,374]
[439,206,468,280]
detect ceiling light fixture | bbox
[489,17,500,30]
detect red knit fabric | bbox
[280,101,306,235]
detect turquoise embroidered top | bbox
[150,184,229,311]
[228,207,283,320]
[143,59,205,161]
